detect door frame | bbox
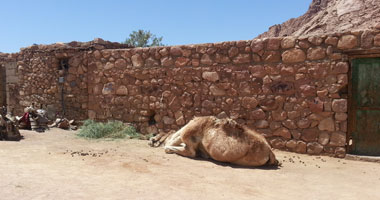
[347,52,380,154]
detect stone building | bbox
[1,29,380,157]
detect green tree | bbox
[123,29,164,47]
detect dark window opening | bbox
[58,59,69,70]
[148,112,157,125]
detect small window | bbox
[58,59,69,70]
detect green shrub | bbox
[77,120,142,139]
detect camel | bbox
[149,116,279,167]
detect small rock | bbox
[102,82,115,95]
[174,111,185,126]
[209,85,226,96]
[282,48,306,63]
[175,57,190,67]
[361,31,375,48]
[266,38,281,50]
[215,54,230,63]
[299,84,316,97]
[330,132,346,147]
[161,57,174,67]
[251,39,265,53]
[200,54,213,65]
[263,51,281,63]
[318,132,330,145]
[335,147,346,158]
[307,142,323,155]
[318,117,335,131]
[274,127,291,139]
[159,48,169,56]
[335,113,347,121]
[270,121,281,130]
[131,54,144,67]
[270,138,286,149]
[249,65,266,78]
[298,40,310,49]
[301,129,319,142]
[104,62,114,70]
[307,47,326,60]
[291,130,301,139]
[254,120,269,129]
[170,46,183,56]
[163,116,175,125]
[295,141,307,153]
[114,59,127,68]
[241,97,258,109]
[116,85,128,96]
[250,108,266,120]
[297,118,311,129]
[272,110,287,121]
[307,98,324,113]
[281,37,296,49]
[325,36,338,46]
[282,119,297,129]
[332,99,347,112]
[288,111,301,119]
[308,36,323,45]
[331,62,349,74]
[286,140,297,150]
[228,47,239,57]
[232,54,251,64]
[202,72,219,82]
[337,35,358,49]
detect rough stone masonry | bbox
[1,29,380,157]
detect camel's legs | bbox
[148,132,168,147]
[164,126,197,157]
[165,143,197,158]
[164,131,182,146]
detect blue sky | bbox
[0,0,311,53]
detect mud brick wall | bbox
[3,29,380,157]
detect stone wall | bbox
[0,53,10,107]
[3,29,380,157]
[1,39,131,119]
[14,50,88,120]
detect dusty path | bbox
[0,129,379,200]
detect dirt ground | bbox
[0,129,379,200]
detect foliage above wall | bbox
[123,29,164,47]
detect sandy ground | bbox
[0,129,380,200]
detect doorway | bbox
[349,58,380,156]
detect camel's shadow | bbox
[188,156,281,170]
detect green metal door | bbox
[351,58,380,156]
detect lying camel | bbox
[149,116,279,167]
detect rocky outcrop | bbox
[257,0,380,38]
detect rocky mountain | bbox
[257,0,380,38]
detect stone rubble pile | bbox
[0,107,22,141]
[18,104,77,132]
[49,118,77,130]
